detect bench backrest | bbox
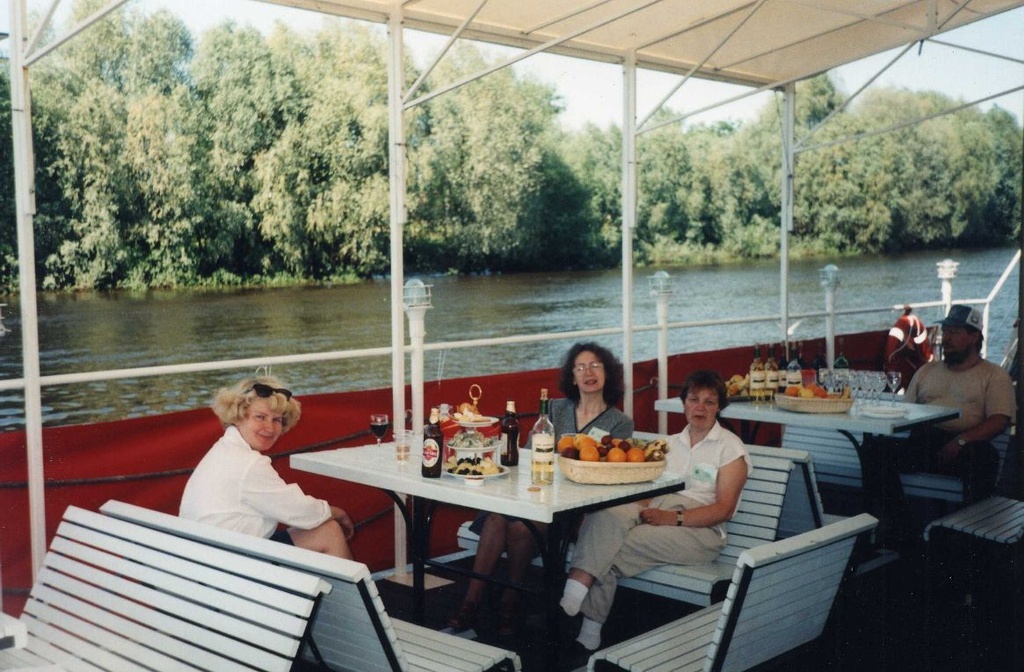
[744,444,824,538]
[99,500,408,672]
[782,425,1014,501]
[718,450,799,564]
[709,513,877,672]
[24,506,330,672]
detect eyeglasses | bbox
[941,327,968,337]
[245,383,293,400]
[573,362,604,373]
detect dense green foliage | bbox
[0,6,1020,290]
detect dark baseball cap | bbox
[939,305,982,331]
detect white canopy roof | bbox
[261,0,1023,87]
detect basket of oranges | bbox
[557,434,668,485]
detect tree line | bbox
[0,3,1020,291]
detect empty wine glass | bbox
[370,413,390,446]
[885,370,902,404]
[867,371,887,406]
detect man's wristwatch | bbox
[676,511,684,527]
[956,437,967,447]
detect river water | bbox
[0,247,1017,429]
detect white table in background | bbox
[655,397,960,542]
[292,444,684,672]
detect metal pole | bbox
[655,295,670,434]
[9,0,47,577]
[820,265,840,368]
[621,52,637,418]
[386,5,408,581]
[780,84,795,348]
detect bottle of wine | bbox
[776,343,789,393]
[749,344,766,402]
[764,345,779,400]
[422,407,443,478]
[530,389,555,485]
[833,338,850,369]
[500,399,520,467]
[786,343,802,389]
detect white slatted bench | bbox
[457,444,825,607]
[0,505,331,672]
[587,513,878,672]
[100,500,521,672]
[924,496,1024,545]
[782,426,1013,504]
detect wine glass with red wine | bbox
[370,413,390,446]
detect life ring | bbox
[884,306,934,389]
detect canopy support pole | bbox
[621,52,637,417]
[387,4,410,580]
[780,83,795,346]
[9,0,47,577]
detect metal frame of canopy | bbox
[5,0,1023,578]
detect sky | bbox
[1,1,1022,129]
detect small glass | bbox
[393,429,413,464]
[370,413,390,446]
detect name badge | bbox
[588,427,610,440]
[692,463,718,485]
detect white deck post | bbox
[780,83,795,347]
[621,52,637,417]
[9,0,47,578]
[387,4,409,580]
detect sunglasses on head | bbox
[244,383,293,400]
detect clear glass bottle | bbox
[500,399,520,467]
[530,389,555,485]
[749,344,766,402]
[764,345,779,400]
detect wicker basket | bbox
[558,455,666,484]
[774,395,853,414]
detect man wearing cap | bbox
[898,305,1015,503]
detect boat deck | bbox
[331,539,1021,672]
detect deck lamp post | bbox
[395,278,432,585]
[937,258,959,317]
[403,279,432,435]
[936,259,959,357]
[649,271,674,434]
[819,264,840,368]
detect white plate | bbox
[860,405,909,418]
[456,416,499,428]
[444,465,509,479]
[448,442,501,452]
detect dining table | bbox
[292,443,685,671]
[655,396,960,544]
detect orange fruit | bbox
[557,435,576,452]
[576,435,600,452]
[812,385,828,398]
[579,444,601,462]
[606,447,627,462]
[626,447,646,463]
[785,385,801,397]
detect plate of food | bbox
[455,416,499,428]
[444,454,507,478]
[446,431,502,451]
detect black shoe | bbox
[559,639,597,671]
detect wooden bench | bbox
[457,443,825,607]
[782,425,1013,504]
[0,505,331,672]
[100,500,521,672]
[588,513,878,672]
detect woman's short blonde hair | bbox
[212,376,302,432]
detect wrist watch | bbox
[677,511,684,527]
[956,437,967,447]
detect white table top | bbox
[1,611,26,650]
[292,445,686,524]
[654,398,960,435]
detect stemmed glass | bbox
[370,413,390,446]
[885,370,902,405]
